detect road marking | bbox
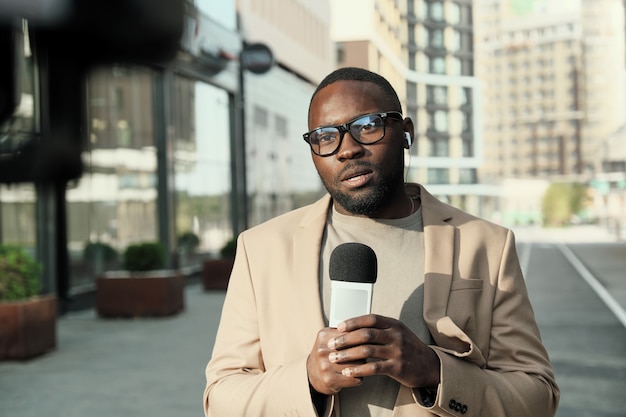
[556,242,626,329]
[518,242,532,279]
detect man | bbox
[204,67,559,417]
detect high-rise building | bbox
[476,1,583,182]
[580,0,626,174]
[580,0,626,230]
[331,0,488,217]
[475,0,626,226]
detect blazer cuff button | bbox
[448,399,468,414]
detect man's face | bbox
[308,80,408,217]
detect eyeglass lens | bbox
[309,114,385,155]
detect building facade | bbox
[580,0,626,174]
[476,3,583,181]
[475,0,626,227]
[237,0,334,226]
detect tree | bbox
[541,183,589,226]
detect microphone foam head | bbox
[329,242,377,283]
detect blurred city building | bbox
[236,0,333,226]
[475,0,626,227]
[330,0,494,218]
[580,0,626,230]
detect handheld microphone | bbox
[328,242,377,327]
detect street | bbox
[517,227,626,417]
[0,226,624,417]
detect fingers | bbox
[340,360,384,378]
[328,326,391,351]
[329,341,382,361]
[337,314,389,333]
[307,327,364,395]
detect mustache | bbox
[336,161,376,181]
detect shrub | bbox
[123,242,165,272]
[219,237,237,259]
[83,241,119,263]
[542,182,589,226]
[0,245,42,301]
[177,232,200,253]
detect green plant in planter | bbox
[97,241,183,317]
[202,238,236,291]
[83,241,119,263]
[123,242,165,272]
[219,237,237,259]
[0,244,42,301]
[0,245,54,360]
[177,232,200,254]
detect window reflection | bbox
[0,184,36,249]
[172,77,231,267]
[67,65,158,288]
[0,21,37,253]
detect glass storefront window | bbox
[172,77,231,266]
[0,21,37,256]
[67,65,159,288]
[0,184,37,249]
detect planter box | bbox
[202,259,234,290]
[96,271,185,318]
[0,295,57,360]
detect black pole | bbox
[231,53,249,235]
[33,30,87,313]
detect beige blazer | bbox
[204,185,559,417]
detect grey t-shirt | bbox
[320,202,432,417]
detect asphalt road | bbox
[516,227,626,417]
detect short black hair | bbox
[309,67,402,113]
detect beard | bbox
[319,161,403,216]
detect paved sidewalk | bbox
[512,224,622,244]
[0,284,226,417]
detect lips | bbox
[340,165,372,180]
[339,166,374,187]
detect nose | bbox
[336,130,364,160]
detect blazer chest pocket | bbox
[450,278,483,291]
[446,278,484,334]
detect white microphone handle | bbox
[329,280,373,328]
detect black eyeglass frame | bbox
[302,111,403,157]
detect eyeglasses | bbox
[303,111,403,156]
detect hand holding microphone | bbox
[307,242,441,395]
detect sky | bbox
[196,0,237,30]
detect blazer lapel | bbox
[419,186,455,325]
[292,195,332,338]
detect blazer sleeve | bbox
[423,230,560,417]
[203,234,328,417]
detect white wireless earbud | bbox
[404,132,412,148]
